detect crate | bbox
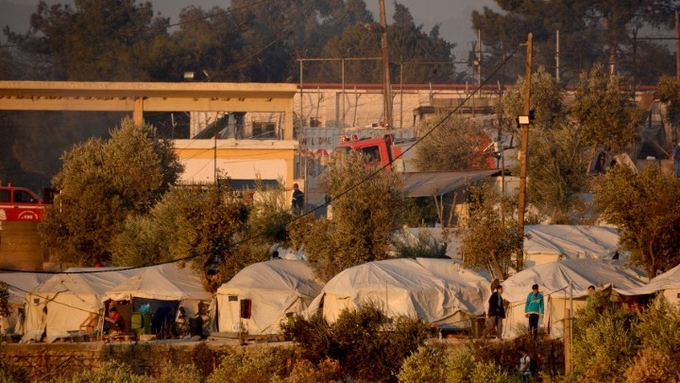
[131,312,152,335]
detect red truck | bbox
[334,133,411,172]
[0,183,48,222]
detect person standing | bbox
[484,285,506,339]
[291,183,304,214]
[517,346,532,382]
[525,284,544,339]
[673,140,680,178]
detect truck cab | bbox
[334,134,405,171]
[0,184,46,222]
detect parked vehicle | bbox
[0,184,49,222]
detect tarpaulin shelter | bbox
[500,259,646,339]
[628,263,680,305]
[104,263,213,335]
[307,258,490,328]
[216,259,322,335]
[522,225,624,267]
[22,267,137,342]
[0,272,51,335]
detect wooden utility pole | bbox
[517,33,533,271]
[676,11,680,79]
[378,0,393,127]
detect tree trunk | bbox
[586,143,599,176]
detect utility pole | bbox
[517,33,533,271]
[378,0,393,127]
[555,29,560,83]
[676,11,680,79]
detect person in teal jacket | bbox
[525,284,544,339]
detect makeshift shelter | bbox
[522,225,624,267]
[104,263,212,336]
[0,272,52,336]
[307,258,490,329]
[628,263,680,304]
[500,259,646,339]
[216,259,322,335]
[22,268,137,342]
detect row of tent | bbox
[2,255,680,342]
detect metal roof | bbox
[402,170,500,197]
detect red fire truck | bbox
[0,183,48,222]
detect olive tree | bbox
[289,152,406,281]
[40,118,183,266]
[593,164,680,279]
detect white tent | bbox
[523,225,624,267]
[500,259,646,339]
[104,263,212,321]
[628,263,680,304]
[0,272,52,335]
[216,259,322,335]
[22,268,137,342]
[307,258,490,328]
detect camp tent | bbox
[500,259,646,339]
[104,263,212,335]
[523,225,624,268]
[628,263,680,305]
[0,272,52,336]
[22,268,137,342]
[216,259,322,335]
[307,258,490,328]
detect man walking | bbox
[525,283,544,339]
[484,285,506,339]
[291,183,304,214]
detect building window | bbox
[252,122,276,139]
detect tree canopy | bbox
[593,164,680,279]
[472,0,676,85]
[39,118,183,266]
[290,152,405,281]
[413,113,492,172]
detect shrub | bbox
[571,295,639,383]
[445,347,475,383]
[633,296,680,362]
[398,345,448,383]
[191,342,218,377]
[624,347,680,383]
[48,361,147,383]
[0,358,30,383]
[156,363,204,383]
[470,361,520,383]
[281,302,428,382]
[275,358,343,383]
[207,348,290,383]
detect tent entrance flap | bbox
[132,298,179,335]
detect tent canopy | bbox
[523,225,623,261]
[308,258,490,325]
[218,259,321,298]
[629,263,680,297]
[0,272,52,304]
[216,259,323,335]
[502,258,646,302]
[105,263,211,303]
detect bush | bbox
[207,348,291,383]
[0,358,30,383]
[156,363,204,383]
[470,361,520,383]
[275,358,343,383]
[633,296,680,362]
[48,361,147,383]
[398,345,448,383]
[571,292,639,383]
[445,347,475,383]
[624,347,680,383]
[281,302,429,382]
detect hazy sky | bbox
[0,0,498,57]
